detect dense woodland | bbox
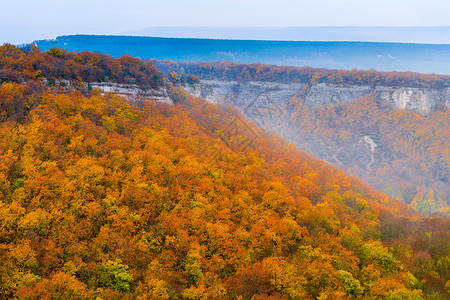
[0,44,162,88]
[154,60,450,88]
[0,46,449,299]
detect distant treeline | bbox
[34,35,450,74]
[154,60,450,89]
[0,44,163,88]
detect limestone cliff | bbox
[183,80,306,108]
[376,86,450,112]
[183,80,449,113]
[88,82,172,103]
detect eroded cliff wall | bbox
[183,80,449,113]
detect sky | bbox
[1,0,450,44]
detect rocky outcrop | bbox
[376,86,449,112]
[89,82,172,102]
[87,80,449,113]
[306,83,372,105]
[183,80,449,113]
[183,80,306,108]
[307,84,449,112]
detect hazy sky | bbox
[1,0,450,44]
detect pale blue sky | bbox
[1,0,449,44]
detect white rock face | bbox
[184,80,449,113]
[360,136,377,168]
[444,88,450,107]
[303,83,447,112]
[306,83,372,105]
[88,82,172,102]
[375,86,445,113]
[182,80,306,107]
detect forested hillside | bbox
[0,44,162,88]
[0,46,449,299]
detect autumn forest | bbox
[0,45,449,299]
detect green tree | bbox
[100,260,133,293]
[338,270,363,296]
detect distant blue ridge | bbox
[34,35,450,75]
